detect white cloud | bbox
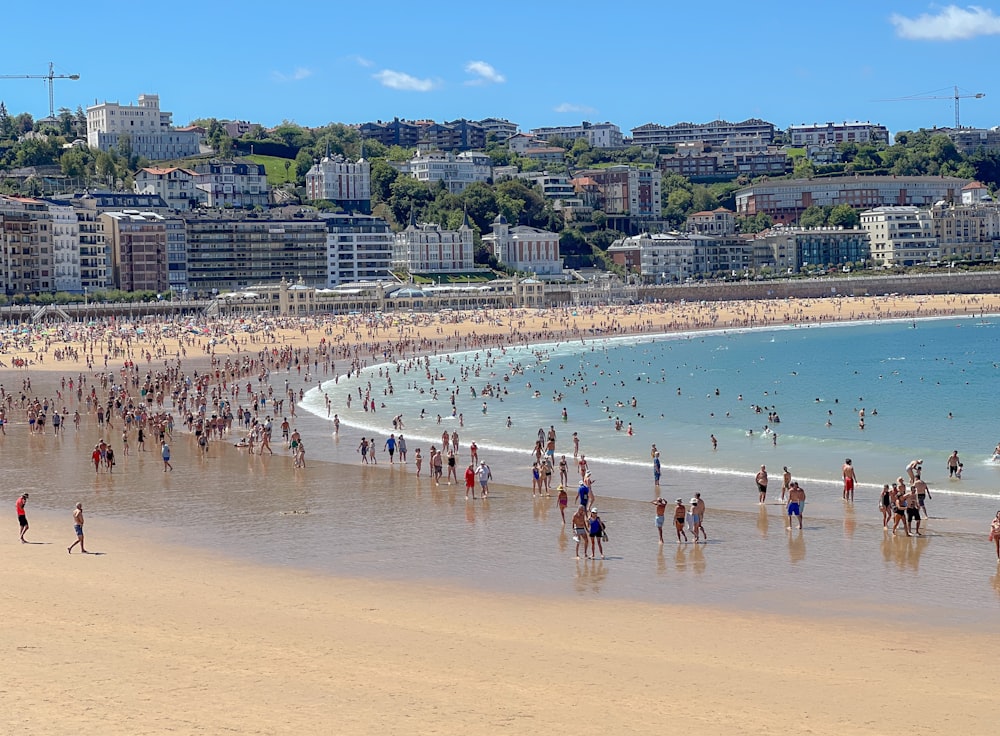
[464,60,505,86]
[271,67,313,82]
[348,55,375,68]
[373,69,438,92]
[890,5,1000,40]
[554,102,597,114]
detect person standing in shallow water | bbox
[842,458,857,501]
[755,465,768,504]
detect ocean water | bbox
[307,315,1000,505]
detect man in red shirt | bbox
[15,492,28,542]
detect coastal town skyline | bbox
[3,2,1000,134]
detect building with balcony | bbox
[581,166,662,219]
[753,227,871,272]
[686,208,736,236]
[357,118,486,152]
[101,211,169,293]
[787,121,890,147]
[321,213,394,286]
[393,214,474,273]
[736,176,972,225]
[0,196,53,295]
[402,150,492,194]
[189,160,269,208]
[478,117,519,141]
[860,206,936,267]
[482,215,563,276]
[607,232,753,282]
[929,201,1000,262]
[529,121,623,148]
[45,199,81,293]
[305,155,372,213]
[632,119,776,148]
[86,94,202,160]
[134,167,198,211]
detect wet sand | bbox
[4,292,1000,733]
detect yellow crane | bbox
[881,85,985,129]
[0,62,80,119]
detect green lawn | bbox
[244,154,298,185]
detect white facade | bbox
[305,156,372,211]
[530,122,624,148]
[930,202,1000,262]
[394,219,475,273]
[860,206,936,267]
[482,216,563,276]
[787,121,890,147]
[86,94,201,160]
[134,167,198,211]
[322,214,394,286]
[405,151,492,194]
[49,201,81,293]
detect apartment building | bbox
[787,121,890,147]
[581,166,662,218]
[357,118,486,151]
[182,211,328,293]
[86,94,201,160]
[402,150,492,194]
[0,196,53,295]
[860,206,936,267]
[685,208,736,236]
[46,200,81,293]
[632,118,776,148]
[529,121,624,148]
[393,215,474,273]
[478,118,519,141]
[321,213,394,286]
[936,127,1000,154]
[134,167,198,211]
[481,214,563,276]
[189,160,269,208]
[101,211,169,293]
[658,136,788,180]
[929,201,1000,262]
[607,232,752,282]
[736,176,971,224]
[165,218,187,291]
[221,120,263,138]
[305,156,372,213]
[754,227,871,272]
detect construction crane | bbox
[0,62,80,119]
[881,85,985,129]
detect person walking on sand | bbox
[692,492,707,542]
[842,458,857,501]
[477,460,492,498]
[651,497,667,544]
[587,508,605,559]
[67,502,86,554]
[673,499,689,543]
[786,482,805,530]
[16,492,28,543]
[464,463,476,500]
[571,506,588,559]
[781,466,791,502]
[913,473,932,518]
[161,440,173,472]
[755,465,768,504]
[989,511,1000,560]
[557,485,568,524]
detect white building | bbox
[787,121,890,147]
[305,155,372,213]
[962,181,993,204]
[393,214,475,273]
[529,121,624,148]
[190,160,269,208]
[48,200,81,293]
[478,118,519,140]
[481,215,563,276]
[860,206,936,267]
[322,213,394,286]
[404,151,492,194]
[86,94,202,160]
[134,167,198,211]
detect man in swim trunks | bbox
[781,466,791,502]
[692,492,707,542]
[650,497,667,544]
[571,506,588,558]
[947,450,961,478]
[68,502,86,553]
[842,458,857,501]
[912,473,931,518]
[673,498,689,543]
[16,492,28,542]
[786,482,805,530]
[907,486,923,535]
[755,465,768,504]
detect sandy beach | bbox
[4,291,1000,734]
[6,514,998,736]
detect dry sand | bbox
[5,293,1000,734]
[5,516,996,736]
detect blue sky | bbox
[2,1,998,137]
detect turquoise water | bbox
[308,315,1000,503]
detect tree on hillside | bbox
[370,159,400,204]
[828,204,859,228]
[798,205,827,228]
[388,176,435,225]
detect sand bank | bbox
[4,515,996,736]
